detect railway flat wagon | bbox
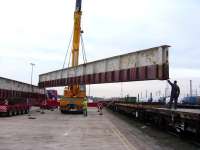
[0,77,45,116]
[108,101,200,139]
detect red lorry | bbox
[40,90,59,110]
[0,97,30,116]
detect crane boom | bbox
[59,0,86,114]
[72,0,82,67]
[75,0,82,11]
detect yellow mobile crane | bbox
[60,0,86,113]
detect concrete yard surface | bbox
[0,108,198,150]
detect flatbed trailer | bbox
[108,102,200,138]
[0,103,30,116]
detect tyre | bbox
[14,110,17,115]
[12,110,16,116]
[16,110,20,115]
[21,109,24,115]
[60,110,65,114]
[7,111,12,117]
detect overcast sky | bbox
[0,0,200,98]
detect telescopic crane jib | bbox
[59,0,86,113]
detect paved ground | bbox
[0,107,199,150]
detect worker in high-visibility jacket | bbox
[82,97,88,116]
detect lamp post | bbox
[190,80,192,97]
[30,63,35,88]
[28,63,35,115]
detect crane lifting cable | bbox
[61,30,73,79]
[80,33,87,64]
[68,50,72,68]
[62,30,73,70]
[62,30,87,69]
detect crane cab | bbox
[60,85,86,113]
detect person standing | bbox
[167,80,180,109]
[82,97,88,116]
[97,101,103,115]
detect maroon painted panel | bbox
[88,75,91,84]
[119,70,123,81]
[13,91,16,97]
[0,89,45,102]
[120,70,128,82]
[67,78,71,85]
[91,74,95,84]
[0,89,2,99]
[85,75,90,84]
[7,90,11,98]
[83,75,86,84]
[147,65,157,80]
[101,73,106,83]
[77,76,81,84]
[5,90,9,98]
[57,79,61,86]
[94,73,100,84]
[106,72,112,82]
[158,64,168,80]
[130,68,136,81]
[46,81,49,87]
[52,80,55,87]
[66,78,70,85]
[72,77,76,85]
[80,76,84,84]
[61,79,65,86]
[55,79,59,86]
[53,80,56,87]
[138,66,146,80]
[47,81,50,87]
[98,73,101,83]
[111,71,115,81]
[88,75,92,84]
[43,81,46,87]
[162,64,169,80]
[49,81,52,87]
[127,69,131,81]
[114,70,120,82]
[39,64,169,87]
